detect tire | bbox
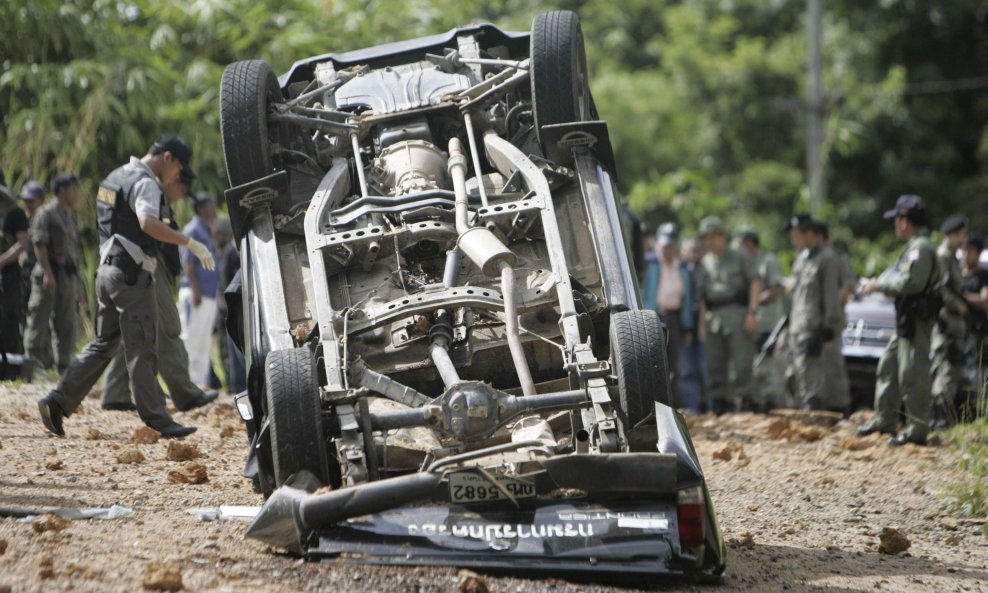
[609,310,672,428]
[264,348,330,488]
[530,10,593,147]
[220,60,285,187]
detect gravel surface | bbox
[1,381,987,592]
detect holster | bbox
[105,252,142,286]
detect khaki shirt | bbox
[936,242,966,336]
[698,248,756,332]
[31,201,80,270]
[878,234,938,298]
[789,244,842,339]
[755,252,785,334]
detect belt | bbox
[104,252,141,273]
[706,300,744,311]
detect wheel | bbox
[530,10,593,147]
[264,348,331,488]
[609,309,672,428]
[220,60,286,187]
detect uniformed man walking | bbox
[788,215,843,411]
[100,170,218,412]
[813,222,852,414]
[24,174,82,373]
[857,195,940,446]
[697,217,762,414]
[37,135,215,438]
[739,229,787,411]
[930,215,968,429]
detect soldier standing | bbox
[814,222,852,415]
[697,217,762,414]
[857,195,940,446]
[961,236,988,418]
[788,215,843,410]
[739,229,786,412]
[0,171,30,357]
[17,182,46,344]
[37,135,215,438]
[24,175,82,373]
[930,215,968,429]
[100,170,218,412]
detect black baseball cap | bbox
[152,134,196,181]
[786,214,814,231]
[941,214,967,235]
[883,194,924,221]
[656,222,679,245]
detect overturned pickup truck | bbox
[219,11,725,581]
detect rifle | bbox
[754,314,789,368]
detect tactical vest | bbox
[97,164,163,258]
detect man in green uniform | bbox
[930,215,968,429]
[18,182,46,347]
[0,171,31,358]
[24,174,82,373]
[788,215,844,410]
[814,222,852,414]
[858,195,940,446]
[100,170,218,412]
[38,135,215,438]
[739,229,787,411]
[697,217,762,414]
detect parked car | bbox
[842,292,896,408]
[219,11,725,582]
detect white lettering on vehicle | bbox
[407,522,595,540]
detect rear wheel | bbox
[530,10,593,147]
[609,310,672,428]
[264,348,330,488]
[220,60,287,187]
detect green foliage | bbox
[945,418,988,522]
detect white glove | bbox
[186,238,215,271]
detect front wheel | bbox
[264,348,330,488]
[530,10,594,148]
[609,309,672,428]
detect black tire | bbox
[609,310,672,428]
[264,348,330,488]
[220,60,284,187]
[530,10,593,147]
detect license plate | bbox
[448,472,536,504]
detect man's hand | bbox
[860,279,881,296]
[186,238,215,271]
[683,331,694,348]
[744,311,758,335]
[43,271,57,295]
[192,286,202,307]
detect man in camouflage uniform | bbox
[788,215,844,410]
[858,195,940,446]
[739,229,787,411]
[930,215,968,429]
[814,222,852,414]
[24,174,82,373]
[100,170,218,412]
[697,217,762,414]
[17,181,46,343]
[0,171,30,357]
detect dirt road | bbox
[1,380,986,592]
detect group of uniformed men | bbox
[32,135,217,438]
[644,194,988,447]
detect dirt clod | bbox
[168,462,208,485]
[32,514,69,534]
[165,441,200,462]
[142,561,183,591]
[38,556,56,579]
[45,458,64,470]
[219,425,237,439]
[458,569,490,593]
[132,427,160,444]
[713,446,734,461]
[85,428,105,440]
[878,527,911,555]
[116,447,145,464]
[0,539,7,554]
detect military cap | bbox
[786,214,814,231]
[812,220,830,239]
[739,228,759,244]
[941,214,967,235]
[883,194,925,221]
[967,236,985,252]
[656,222,679,245]
[20,180,45,201]
[699,216,726,236]
[152,134,196,181]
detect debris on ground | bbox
[165,441,200,462]
[116,447,145,464]
[38,556,56,579]
[32,514,70,534]
[44,458,63,470]
[132,427,160,444]
[0,539,8,554]
[187,505,259,522]
[729,531,756,549]
[142,561,183,591]
[878,527,911,555]
[219,425,237,439]
[168,462,208,485]
[458,569,490,593]
[85,428,105,440]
